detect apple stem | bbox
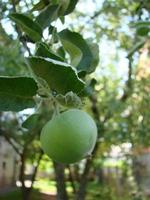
[52,100,60,117]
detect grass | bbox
[1,181,149,200]
[0,189,41,200]
[33,179,73,193]
[33,179,56,193]
[0,179,73,200]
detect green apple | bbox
[40,109,97,164]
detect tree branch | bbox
[0,128,21,155]
[67,165,77,194]
[53,162,68,200]
[30,149,43,188]
[11,0,32,56]
[121,58,133,102]
[75,142,99,200]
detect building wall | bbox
[0,136,19,188]
[135,152,150,194]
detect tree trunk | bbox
[75,159,92,200]
[19,150,30,200]
[76,142,99,200]
[67,165,76,194]
[73,164,80,182]
[19,151,27,200]
[24,150,43,200]
[53,162,68,200]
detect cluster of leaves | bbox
[0,0,99,114]
[0,23,27,76]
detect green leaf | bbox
[58,0,70,16]
[86,38,99,73]
[136,26,150,36]
[132,21,150,27]
[58,29,95,73]
[57,46,66,59]
[27,56,85,95]
[56,91,82,108]
[48,25,55,34]
[9,13,42,42]
[36,42,64,61]
[31,0,49,12]
[36,4,59,29]
[127,39,146,58]
[81,78,97,96]
[64,0,78,15]
[131,21,150,36]
[59,16,65,24]
[0,77,38,111]
[22,114,40,129]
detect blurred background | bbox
[0,0,150,199]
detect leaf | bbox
[78,71,87,79]
[136,26,150,36]
[57,46,66,59]
[131,21,150,36]
[86,38,99,73]
[35,4,59,29]
[64,0,78,15]
[58,29,95,73]
[132,21,150,27]
[9,13,42,42]
[31,0,49,12]
[27,56,85,95]
[127,39,146,58]
[58,0,70,16]
[36,42,64,61]
[22,114,40,129]
[56,91,82,108]
[59,16,65,24]
[48,25,55,34]
[80,78,97,96]
[0,77,38,111]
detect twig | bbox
[11,0,32,56]
[121,58,133,101]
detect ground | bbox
[0,188,56,200]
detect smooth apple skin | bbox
[40,109,97,164]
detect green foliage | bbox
[27,56,85,95]
[56,91,82,108]
[31,0,78,16]
[31,0,47,12]
[87,183,117,200]
[0,23,26,76]
[0,40,26,76]
[59,29,97,73]
[127,39,145,58]
[132,21,150,36]
[63,0,78,15]
[36,42,64,61]
[0,189,41,200]
[6,0,100,113]
[86,39,99,73]
[35,4,59,29]
[9,13,42,42]
[22,114,40,130]
[0,0,150,199]
[0,77,37,111]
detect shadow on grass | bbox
[0,188,56,200]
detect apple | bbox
[40,109,97,164]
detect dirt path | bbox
[40,193,56,200]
